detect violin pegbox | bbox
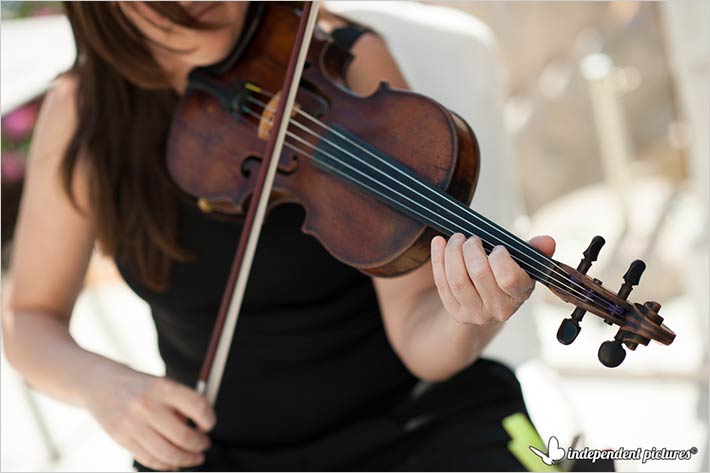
[556,236,606,345]
[550,235,676,368]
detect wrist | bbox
[443,312,504,362]
[75,354,132,409]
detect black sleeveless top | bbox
[117,202,417,448]
[115,19,418,448]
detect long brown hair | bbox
[62,2,215,291]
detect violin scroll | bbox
[598,301,669,367]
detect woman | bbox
[3,2,555,471]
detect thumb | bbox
[529,235,556,257]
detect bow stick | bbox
[196,1,321,405]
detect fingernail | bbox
[451,233,465,242]
[492,245,505,253]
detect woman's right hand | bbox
[84,364,216,471]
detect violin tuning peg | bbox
[623,260,646,286]
[598,332,626,368]
[598,340,626,367]
[556,307,586,345]
[557,318,581,345]
[617,260,646,300]
[578,236,606,274]
[584,235,606,261]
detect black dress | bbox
[118,198,529,471]
[116,16,530,473]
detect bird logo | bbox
[529,436,566,466]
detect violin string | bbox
[282,138,613,312]
[285,135,597,305]
[244,94,595,301]
[238,104,608,311]
[238,106,605,310]
[247,94,621,316]
[243,95,609,308]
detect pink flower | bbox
[1,150,26,182]
[32,6,62,17]
[2,103,39,141]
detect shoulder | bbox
[33,73,79,158]
[345,32,409,94]
[29,72,91,210]
[48,72,79,105]
[318,10,407,93]
[39,72,79,137]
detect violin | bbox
[165,2,675,404]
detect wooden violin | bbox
[166,2,675,403]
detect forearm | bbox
[397,288,504,381]
[2,309,126,407]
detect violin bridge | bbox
[258,90,302,140]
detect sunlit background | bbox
[1,1,708,471]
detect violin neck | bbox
[313,126,557,286]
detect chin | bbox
[191,33,239,67]
[191,3,247,66]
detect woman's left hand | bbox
[430,234,556,325]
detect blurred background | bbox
[1,1,708,471]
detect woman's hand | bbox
[84,364,216,471]
[431,233,556,325]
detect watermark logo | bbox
[530,436,699,466]
[529,436,565,465]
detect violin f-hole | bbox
[241,154,299,178]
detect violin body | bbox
[167,2,480,277]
